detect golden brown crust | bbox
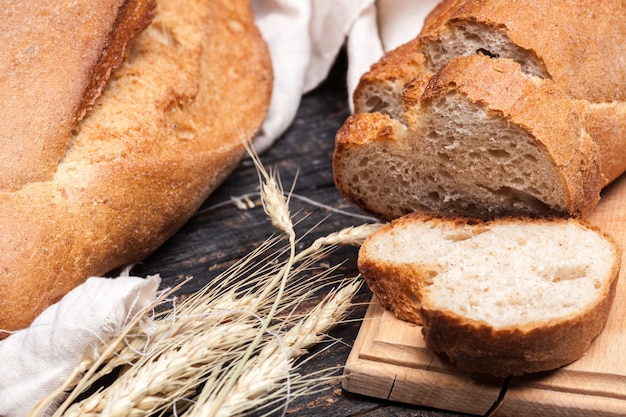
[0,0,272,337]
[581,103,626,185]
[80,0,157,121]
[358,213,622,377]
[0,0,156,190]
[420,283,618,377]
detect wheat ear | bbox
[196,141,297,416]
[186,279,361,417]
[63,321,257,417]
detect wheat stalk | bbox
[31,142,381,417]
[310,223,383,249]
[185,280,361,417]
[63,321,257,417]
[197,141,299,417]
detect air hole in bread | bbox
[476,48,498,59]
[488,149,510,158]
[545,264,589,282]
[421,268,440,286]
[490,186,551,211]
[364,96,387,114]
[437,152,452,162]
[443,226,490,242]
[442,231,473,241]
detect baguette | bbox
[358,213,621,376]
[337,0,626,219]
[0,0,272,337]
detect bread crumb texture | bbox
[368,218,613,328]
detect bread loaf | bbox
[0,0,272,337]
[335,0,626,220]
[337,55,602,219]
[358,213,621,376]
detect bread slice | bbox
[0,0,272,337]
[358,213,621,377]
[334,55,602,220]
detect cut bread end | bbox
[358,213,621,376]
[334,55,601,220]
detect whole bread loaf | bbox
[335,0,626,220]
[0,0,272,337]
[358,213,621,376]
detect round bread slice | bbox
[358,213,621,377]
[0,0,272,337]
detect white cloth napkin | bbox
[252,0,439,152]
[0,1,438,415]
[0,274,160,416]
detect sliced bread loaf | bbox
[340,0,626,220]
[358,213,621,377]
[334,55,602,220]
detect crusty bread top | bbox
[0,0,272,337]
[0,0,156,191]
[358,213,621,376]
[352,38,430,122]
[419,0,626,103]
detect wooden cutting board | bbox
[343,174,626,417]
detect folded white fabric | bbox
[0,1,438,416]
[252,0,439,152]
[0,275,160,417]
[251,0,376,152]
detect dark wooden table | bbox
[133,51,474,417]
